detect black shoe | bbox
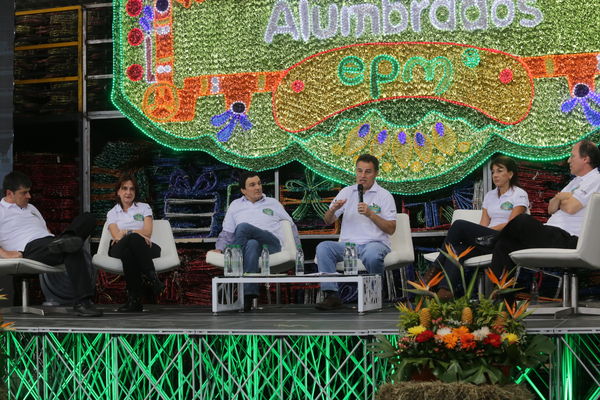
[315,293,343,310]
[244,295,258,312]
[48,235,83,254]
[73,301,103,317]
[118,296,143,312]
[474,234,498,249]
[145,272,165,297]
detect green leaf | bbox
[439,360,462,382]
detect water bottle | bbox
[343,243,353,275]
[224,245,233,276]
[295,245,304,275]
[232,245,243,276]
[530,274,539,305]
[350,243,358,275]
[260,245,270,276]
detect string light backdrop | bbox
[112,0,600,194]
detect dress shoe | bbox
[315,293,343,310]
[244,295,258,312]
[48,235,83,254]
[118,296,143,312]
[73,301,103,317]
[474,234,498,249]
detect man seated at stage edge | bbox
[0,171,102,317]
[210,170,300,311]
[315,154,396,310]
[489,140,600,278]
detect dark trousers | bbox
[491,214,578,275]
[109,233,161,296]
[435,220,496,290]
[232,223,281,296]
[23,212,96,302]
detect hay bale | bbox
[376,381,532,400]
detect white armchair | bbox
[92,220,180,275]
[205,220,297,273]
[510,193,600,316]
[315,213,415,299]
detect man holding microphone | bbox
[315,154,397,310]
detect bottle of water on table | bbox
[343,242,355,275]
[295,245,304,275]
[349,243,358,275]
[232,245,243,276]
[224,245,233,276]
[260,244,270,276]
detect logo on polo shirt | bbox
[262,208,274,216]
[368,204,382,214]
[133,213,144,221]
[500,201,514,210]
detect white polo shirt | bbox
[221,195,295,246]
[0,199,52,252]
[482,186,529,228]
[106,202,153,231]
[333,182,396,248]
[546,168,600,236]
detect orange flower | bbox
[505,300,530,319]
[442,333,459,349]
[444,243,475,261]
[408,271,444,291]
[460,333,476,350]
[486,268,516,289]
[453,326,470,335]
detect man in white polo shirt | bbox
[0,171,102,317]
[211,170,300,311]
[490,140,600,276]
[315,154,397,310]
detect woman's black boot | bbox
[118,295,143,312]
[146,271,166,296]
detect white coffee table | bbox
[212,274,382,313]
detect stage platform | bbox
[6,303,600,335]
[2,304,600,399]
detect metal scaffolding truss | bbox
[3,332,393,400]
[3,331,600,400]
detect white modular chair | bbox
[315,213,415,300]
[0,258,66,315]
[92,220,180,275]
[510,193,600,316]
[205,220,297,273]
[422,209,483,264]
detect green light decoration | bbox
[112,0,600,194]
[284,168,337,220]
[10,331,599,399]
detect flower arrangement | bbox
[371,245,554,385]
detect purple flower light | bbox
[397,131,406,145]
[435,122,445,137]
[210,102,253,142]
[561,83,600,126]
[358,124,370,138]
[377,129,388,144]
[415,132,425,147]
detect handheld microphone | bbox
[357,184,364,203]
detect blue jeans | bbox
[315,241,390,292]
[232,223,281,296]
